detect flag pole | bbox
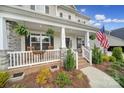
[103,24,107,55]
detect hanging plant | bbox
[14,23,30,36]
[46,28,54,37]
[89,34,96,40]
[13,23,30,50]
[46,28,55,49]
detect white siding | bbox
[57,7,76,21]
[35,5,45,13]
[66,33,77,49]
[49,5,56,16]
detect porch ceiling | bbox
[25,21,61,32]
[24,21,87,36]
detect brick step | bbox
[78,59,88,62]
[78,63,89,66]
[78,58,90,69]
[78,64,90,69]
[78,59,87,63]
[78,56,83,58]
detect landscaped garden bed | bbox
[92,46,124,87]
[1,49,90,88]
[5,68,90,88]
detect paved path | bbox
[80,67,122,88]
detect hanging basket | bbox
[89,34,96,40]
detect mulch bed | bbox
[6,68,90,88]
[93,62,112,72]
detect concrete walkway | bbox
[80,67,122,88]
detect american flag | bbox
[96,26,109,49]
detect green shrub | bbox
[118,75,124,87]
[102,55,109,62]
[92,44,102,64]
[64,49,76,71]
[112,47,124,62]
[0,71,10,88]
[55,71,71,88]
[107,61,124,87]
[109,56,116,62]
[111,61,124,71]
[36,67,52,86]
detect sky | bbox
[76,5,124,31]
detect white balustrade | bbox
[8,49,61,69]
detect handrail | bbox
[82,46,92,65]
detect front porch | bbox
[5,20,92,69]
[0,12,95,71]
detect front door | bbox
[76,37,85,49]
[66,37,72,48]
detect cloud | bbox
[88,20,95,24]
[112,19,124,22]
[103,18,124,23]
[94,14,124,23]
[95,14,106,21]
[80,8,86,13]
[94,23,101,27]
[103,18,112,23]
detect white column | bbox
[55,5,58,16]
[85,31,90,48]
[0,17,8,50]
[61,27,66,48]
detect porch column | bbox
[0,16,8,50]
[61,27,66,48]
[85,31,90,48]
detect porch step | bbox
[78,58,90,69]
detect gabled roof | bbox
[111,28,124,40]
[69,5,76,9]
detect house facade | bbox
[0,5,99,70]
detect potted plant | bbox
[46,28,54,49]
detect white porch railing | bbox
[8,49,61,69]
[82,46,92,65]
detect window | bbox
[42,34,51,50]
[26,33,54,50]
[68,15,71,20]
[45,6,49,14]
[83,21,86,24]
[30,5,35,10]
[60,12,63,17]
[78,19,80,22]
[30,34,40,50]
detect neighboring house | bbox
[108,28,124,51]
[0,5,99,71]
